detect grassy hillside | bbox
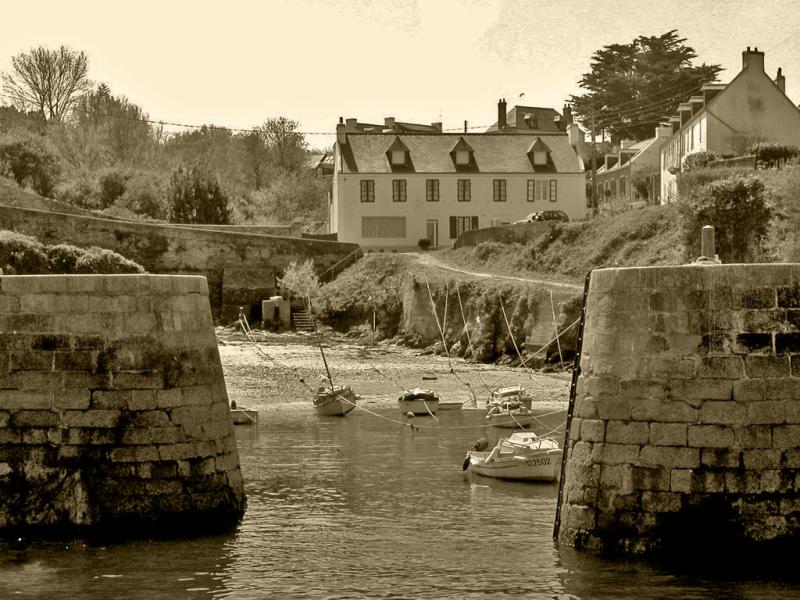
[439,204,684,281]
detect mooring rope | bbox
[455,282,493,398]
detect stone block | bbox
[12,410,59,428]
[9,350,53,372]
[783,449,800,468]
[564,504,596,530]
[111,371,165,390]
[597,396,632,421]
[592,443,639,465]
[696,356,744,380]
[574,397,599,419]
[695,470,725,494]
[65,428,116,445]
[744,356,790,379]
[670,469,693,493]
[131,410,171,427]
[736,425,772,449]
[700,401,747,426]
[733,333,772,355]
[747,401,785,425]
[91,390,131,410]
[606,421,649,445]
[0,390,52,411]
[639,445,699,469]
[0,412,8,427]
[649,423,687,446]
[63,410,121,428]
[579,419,605,442]
[743,449,782,470]
[156,388,184,409]
[120,428,152,445]
[631,398,699,423]
[149,426,185,445]
[772,425,800,448]
[778,284,800,308]
[129,390,157,411]
[137,461,177,479]
[109,446,159,463]
[628,466,671,491]
[620,379,667,400]
[21,429,50,445]
[53,390,91,410]
[738,287,777,309]
[786,400,800,423]
[214,452,239,473]
[688,425,734,448]
[144,480,183,495]
[585,376,620,398]
[642,491,683,513]
[157,443,198,461]
[777,333,800,355]
[181,385,213,407]
[12,371,65,390]
[745,470,782,494]
[669,379,733,405]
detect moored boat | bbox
[230,407,259,425]
[489,385,532,410]
[398,387,439,415]
[486,400,535,428]
[315,384,357,416]
[463,432,562,481]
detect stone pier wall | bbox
[0,274,245,533]
[558,264,800,554]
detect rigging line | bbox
[496,292,531,377]
[455,282,493,397]
[549,291,564,366]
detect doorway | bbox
[426,219,439,248]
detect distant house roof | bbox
[339,133,583,174]
[486,105,563,133]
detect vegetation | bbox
[278,259,321,301]
[167,166,230,224]
[0,128,61,196]
[0,230,143,274]
[748,142,800,169]
[570,30,721,142]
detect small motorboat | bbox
[489,385,532,410]
[398,387,439,415]
[463,432,562,481]
[486,400,535,428]
[315,384,357,416]
[230,407,258,425]
[437,399,464,411]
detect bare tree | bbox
[257,117,307,173]
[2,45,91,121]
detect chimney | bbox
[567,122,581,146]
[563,104,573,127]
[655,125,672,139]
[336,122,347,146]
[345,118,358,132]
[742,46,765,72]
[384,117,396,130]
[776,67,786,93]
[431,122,442,132]
[497,98,507,129]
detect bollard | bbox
[701,225,715,258]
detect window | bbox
[360,180,375,202]
[455,150,471,165]
[390,150,406,165]
[619,177,626,198]
[362,216,406,238]
[457,179,471,202]
[533,151,548,165]
[392,179,407,202]
[493,179,507,202]
[449,216,479,239]
[531,180,549,202]
[549,180,557,202]
[426,179,440,202]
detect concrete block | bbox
[700,401,747,426]
[649,423,687,446]
[744,449,782,470]
[747,401,785,425]
[642,491,683,513]
[63,410,121,429]
[592,443,639,465]
[606,421,649,445]
[736,425,772,449]
[578,419,605,443]
[773,425,800,448]
[745,356,791,379]
[639,445,699,469]
[688,425,735,448]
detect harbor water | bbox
[2,406,800,599]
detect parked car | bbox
[513,210,569,224]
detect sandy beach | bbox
[217,328,571,416]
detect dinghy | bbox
[398,388,439,415]
[489,385,532,410]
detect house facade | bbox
[661,47,800,203]
[595,126,672,208]
[330,126,585,250]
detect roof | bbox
[598,136,659,174]
[486,105,562,133]
[339,133,583,174]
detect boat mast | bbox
[307,296,334,389]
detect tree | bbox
[2,45,91,122]
[570,31,722,141]
[0,128,61,196]
[166,166,230,224]
[278,259,320,301]
[248,169,328,225]
[257,117,307,173]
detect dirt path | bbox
[218,329,570,415]
[408,252,583,292]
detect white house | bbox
[330,123,585,250]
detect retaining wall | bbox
[0,205,360,321]
[453,222,552,249]
[558,264,800,554]
[0,274,245,533]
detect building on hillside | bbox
[330,117,585,251]
[306,151,335,176]
[486,99,564,133]
[660,47,800,203]
[595,126,672,208]
[342,116,443,134]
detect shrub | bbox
[98,169,130,208]
[0,230,49,274]
[46,243,85,273]
[417,238,431,251]
[167,166,230,224]
[54,174,99,209]
[748,142,800,168]
[0,128,61,197]
[678,173,770,262]
[472,241,505,261]
[278,259,320,301]
[117,172,167,220]
[682,150,717,172]
[73,247,145,274]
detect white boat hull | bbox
[315,386,357,416]
[466,449,562,481]
[399,398,439,415]
[231,408,258,425]
[487,413,535,428]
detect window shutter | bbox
[449,216,457,239]
[471,216,479,230]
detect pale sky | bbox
[2,0,799,149]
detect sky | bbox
[2,0,800,149]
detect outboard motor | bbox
[473,437,489,451]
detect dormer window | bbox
[450,137,476,171]
[391,150,406,165]
[527,138,552,171]
[385,136,410,170]
[533,151,547,165]
[455,150,470,165]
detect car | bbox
[513,210,569,224]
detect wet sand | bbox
[217,328,571,415]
